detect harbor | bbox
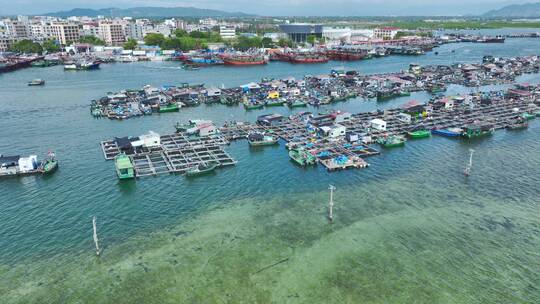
[89,54,540,119]
[99,83,540,178]
[3,25,540,304]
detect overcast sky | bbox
[0,0,527,16]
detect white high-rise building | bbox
[219,25,236,39]
[4,19,29,38]
[98,21,126,46]
[124,22,144,41]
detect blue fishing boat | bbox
[431,127,462,137]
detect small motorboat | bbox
[185,161,218,177]
[28,79,45,86]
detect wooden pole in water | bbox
[93,216,100,256]
[464,149,474,177]
[328,185,336,222]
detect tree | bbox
[189,31,208,39]
[278,38,293,48]
[173,29,188,38]
[143,33,165,46]
[123,38,138,50]
[261,37,273,48]
[161,37,182,50]
[42,39,60,53]
[79,35,105,45]
[9,39,43,54]
[306,34,317,45]
[234,36,262,51]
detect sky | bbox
[0,0,529,16]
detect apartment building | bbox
[51,22,81,45]
[219,25,236,39]
[99,21,126,45]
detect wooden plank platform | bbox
[100,132,237,178]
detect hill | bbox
[43,6,253,18]
[484,2,540,18]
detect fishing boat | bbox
[288,100,308,108]
[28,79,45,86]
[265,99,285,107]
[30,60,58,68]
[376,135,406,148]
[243,102,264,110]
[185,161,218,177]
[159,103,180,113]
[114,153,135,179]
[522,113,535,120]
[39,151,58,174]
[0,152,58,177]
[407,129,431,139]
[462,123,495,139]
[64,59,100,71]
[431,127,462,137]
[247,132,279,146]
[507,117,529,130]
[222,54,268,66]
[289,147,316,166]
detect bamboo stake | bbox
[93,216,100,256]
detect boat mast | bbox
[328,185,336,222]
[93,216,100,256]
[464,149,474,176]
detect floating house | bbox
[319,124,346,138]
[370,118,387,131]
[257,114,284,126]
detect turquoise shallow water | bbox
[1,31,540,303]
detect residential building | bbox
[199,18,218,28]
[0,36,16,51]
[124,22,144,41]
[82,23,99,37]
[4,19,29,38]
[219,25,236,39]
[51,22,81,45]
[374,27,400,40]
[99,21,125,46]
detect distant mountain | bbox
[483,2,540,18]
[43,6,253,18]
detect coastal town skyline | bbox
[0,0,528,16]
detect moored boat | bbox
[247,132,279,146]
[289,147,316,166]
[431,127,462,137]
[507,117,529,130]
[0,152,58,177]
[159,103,180,113]
[185,161,218,177]
[222,54,268,66]
[28,79,45,86]
[376,135,406,148]
[265,99,285,107]
[39,152,58,174]
[288,100,308,108]
[407,129,431,139]
[462,123,495,139]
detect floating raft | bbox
[101,132,236,177]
